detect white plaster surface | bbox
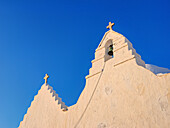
[145,64,170,74]
[19,30,170,128]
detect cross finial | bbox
[106,22,115,30]
[44,74,49,84]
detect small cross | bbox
[44,74,49,84]
[106,22,115,30]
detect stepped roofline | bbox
[19,83,67,127]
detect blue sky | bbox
[0,0,170,127]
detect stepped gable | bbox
[46,84,67,109]
[19,84,67,128]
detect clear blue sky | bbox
[0,0,170,127]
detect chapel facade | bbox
[19,22,170,128]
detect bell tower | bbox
[86,22,145,79]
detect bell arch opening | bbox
[104,39,114,62]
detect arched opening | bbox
[105,39,114,62]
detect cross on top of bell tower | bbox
[106,22,115,30]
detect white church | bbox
[19,22,170,128]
